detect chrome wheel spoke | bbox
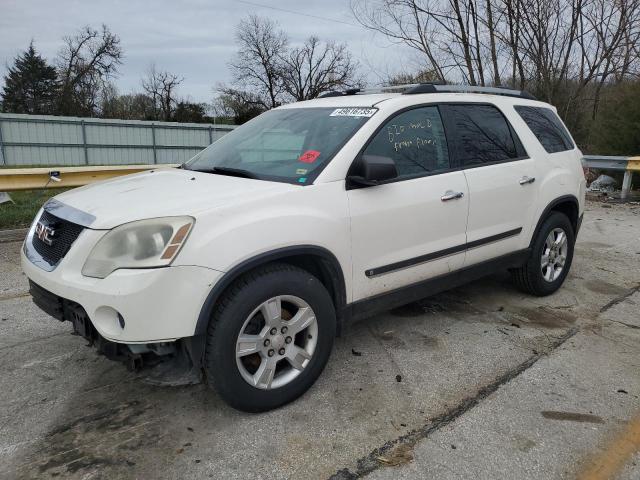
[287,306,315,334]
[236,333,264,357]
[545,232,555,249]
[554,231,566,247]
[286,345,311,371]
[541,254,550,268]
[253,358,277,389]
[261,297,282,326]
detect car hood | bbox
[52,168,295,229]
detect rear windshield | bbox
[185,107,376,184]
[514,106,574,153]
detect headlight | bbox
[82,216,194,278]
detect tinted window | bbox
[362,106,450,179]
[448,104,519,166]
[515,106,574,153]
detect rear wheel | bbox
[511,212,575,296]
[204,263,336,412]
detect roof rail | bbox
[318,83,537,100]
[318,91,346,98]
[318,88,362,98]
[403,83,536,100]
[357,85,420,94]
[318,85,413,98]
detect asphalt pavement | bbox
[0,199,638,480]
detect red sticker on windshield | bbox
[299,150,321,163]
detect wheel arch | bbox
[193,246,347,338]
[529,195,579,248]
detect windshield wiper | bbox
[198,166,257,179]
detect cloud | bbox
[0,0,414,102]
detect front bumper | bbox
[22,242,223,344]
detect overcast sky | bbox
[0,0,416,103]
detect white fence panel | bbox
[0,113,235,167]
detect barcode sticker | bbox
[330,108,377,117]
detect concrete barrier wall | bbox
[0,113,235,167]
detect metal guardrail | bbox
[582,155,639,199]
[1,155,637,194]
[0,164,178,191]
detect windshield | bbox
[185,107,376,184]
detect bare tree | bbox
[351,0,447,82]
[485,0,501,86]
[280,37,361,100]
[56,24,123,116]
[229,15,288,108]
[386,69,441,86]
[141,64,183,121]
[100,83,155,120]
[214,85,266,124]
[351,0,640,129]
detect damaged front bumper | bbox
[29,280,195,374]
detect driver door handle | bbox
[441,190,464,201]
[519,176,536,185]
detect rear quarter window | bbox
[514,106,574,153]
[446,104,524,166]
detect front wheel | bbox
[511,212,575,296]
[204,263,336,412]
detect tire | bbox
[204,263,336,412]
[511,211,575,296]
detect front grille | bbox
[32,210,84,267]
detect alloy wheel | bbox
[541,227,568,282]
[235,295,318,390]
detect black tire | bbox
[511,211,575,296]
[204,263,336,412]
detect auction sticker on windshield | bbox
[299,150,321,163]
[330,107,377,117]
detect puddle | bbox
[541,411,605,424]
[20,400,158,477]
[506,306,577,329]
[585,279,629,296]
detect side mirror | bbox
[347,155,398,188]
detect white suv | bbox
[22,84,586,412]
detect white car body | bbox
[22,90,586,351]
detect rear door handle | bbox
[441,190,464,201]
[519,176,536,185]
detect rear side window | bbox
[362,106,450,179]
[447,104,521,166]
[514,106,574,153]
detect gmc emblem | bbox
[35,221,56,246]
